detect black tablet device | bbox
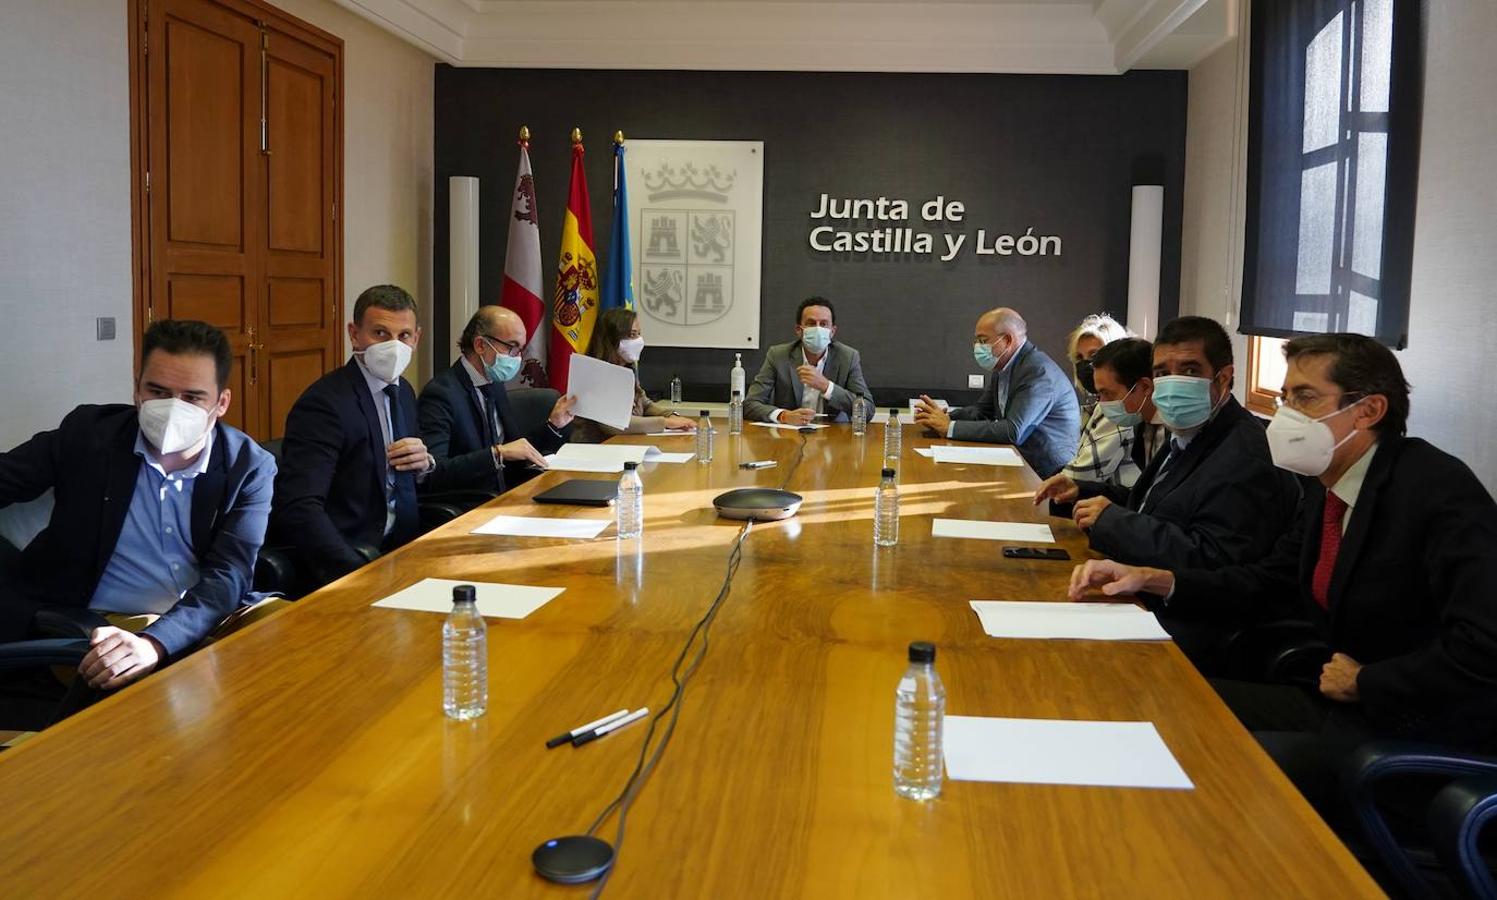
[532,478,619,507]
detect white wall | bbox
[1181,3,1497,492]
[0,0,135,450]
[0,0,436,455]
[272,0,436,385]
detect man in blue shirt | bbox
[1,320,276,722]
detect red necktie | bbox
[1311,492,1349,609]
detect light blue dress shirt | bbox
[89,428,214,616]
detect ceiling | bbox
[332,0,1237,73]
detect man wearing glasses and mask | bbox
[417,305,575,499]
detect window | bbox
[1246,336,1289,417]
[1240,0,1422,347]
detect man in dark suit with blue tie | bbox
[1071,333,1497,818]
[417,305,574,497]
[270,285,434,589]
[1,320,276,723]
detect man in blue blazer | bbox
[914,307,1081,478]
[418,305,573,496]
[270,285,434,589]
[0,320,275,703]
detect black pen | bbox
[544,709,628,749]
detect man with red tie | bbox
[1068,333,1497,811]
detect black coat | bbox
[1166,436,1497,746]
[0,405,275,656]
[416,359,565,495]
[1080,397,1301,570]
[270,359,418,581]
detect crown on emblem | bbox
[642,162,736,202]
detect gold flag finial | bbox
[571,127,582,145]
[614,130,625,145]
[518,125,530,143]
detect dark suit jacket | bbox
[1163,436,1497,746]
[271,359,418,582]
[0,405,275,657]
[417,359,565,494]
[948,341,1081,478]
[743,341,874,424]
[1079,397,1300,571]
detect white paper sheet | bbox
[932,518,1055,543]
[568,355,637,431]
[645,452,696,464]
[750,421,828,431]
[371,578,563,620]
[943,716,1193,789]
[929,445,1025,467]
[908,397,950,415]
[541,456,624,474]
[552,442,652,464]
[471,515,611,540]
[969,600,1171,641]
[913,448,935,458]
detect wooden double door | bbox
[131,0,343,440]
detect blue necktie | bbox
[383,384,420,544]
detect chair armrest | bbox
[254,546,298,596]
[418,501,467,531]
[1222,619,1329,684]
[350,541,381,564]
[1344,741,1497,899]
[0,637,93,670]
[1428,773,1497,900]
[32,607,111,639]
[419,488,501,510]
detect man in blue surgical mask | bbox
[1061,316,1300,662]
[743,296,874,425]
[914,307,1080,478]
[416,305,575,502]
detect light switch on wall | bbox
[967,374,984,389]
[96,317,116,341]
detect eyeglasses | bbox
[1276,389,1365,413]
[482,335,524,358]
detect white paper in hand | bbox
[568,354,637,431]
[371,577,563,619]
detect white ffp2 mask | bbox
[358,340,413,383]
[139,398,211,455]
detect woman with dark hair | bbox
[571,307,696,443]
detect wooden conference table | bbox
[0,424,1380,897]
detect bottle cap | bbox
[889,408,899,415]
[623,461,638,471]
[732,390,741,398]
[881,467,896,478]
[907,641,936,664]
[452,584,477,605]
[700,410,710,417]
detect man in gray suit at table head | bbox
[743,297,876,425]
[913,307,1080,477]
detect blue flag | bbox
[601,137,633,311]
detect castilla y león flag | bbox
[499,128,548,388]
[548,129,598,392]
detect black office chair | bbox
[1345,741,1497,899]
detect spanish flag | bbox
[548,128,598,392]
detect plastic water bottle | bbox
[893,641,944,800]
[874,467,899,547]
[670,375,682,408]
[696,410,714,464]
[443,584,487,720]
[729,391,744,435]
[883,407,902,460]
[618,461,643,538]
[852,397,868,436]
[730,353,746,401]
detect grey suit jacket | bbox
[743,340,875,423]
[947,341,1081,477]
